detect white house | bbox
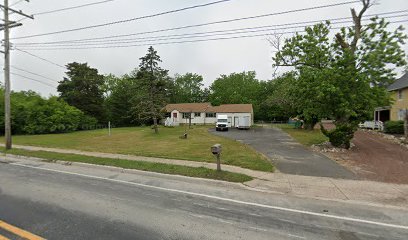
[163,103,254,126]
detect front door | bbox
[172,113,177,122]
[234,117,239,127]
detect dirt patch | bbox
[314,130,408,184]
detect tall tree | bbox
[171,73,207,103]
[264,72,298,121]
[106,71,140,127]
[57,62,106,122]
[133,46,170,134]
[273,0,406,147]
[209,71,261,105]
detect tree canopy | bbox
[272,0,406,147]
[58,62,106,123]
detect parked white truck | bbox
[215,115,230,131]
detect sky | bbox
[3,0,408,96]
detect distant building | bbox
[375,73,408,122]
[163,103,254,126]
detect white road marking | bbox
[288,233,306,239]
[248,213,262,217]
[192,203,207,207]
[216,219,234,225]
[215,207,230,211]
[280,218,296,224]
[9,162,408,231]
[144,193,161,198]
[248,226,268,232]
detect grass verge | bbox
[275,124,328,146]
[0,147,253,183]
[1,126,274,172]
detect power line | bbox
[15,19,408,51]
[10,72,57,88]
[10,0,26,7]
[15,1,393,46]
[13,13,408,48]
[14,0,116,23]
[14,48,66,69]
[11,0,236,39]
[13,9,408,46]
[10,65,59,83]
[35,0,115,16]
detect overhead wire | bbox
[14,0,117,23]
[10,0,25,7]
[13,48,66,69]
[14,4,402,45]
[14,18,408,51]
[11,65,59,83]
[11,0,237,39]
[13,12,408,48]
[10,72,58,88]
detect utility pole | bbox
[1,0,33,149]
[3,0,11,149]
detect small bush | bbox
[321,123,355,149]
[384,121,404,134]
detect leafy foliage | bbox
[0,88,96,135]
[272,10,407,146]
[58,62,106,123]
[170,73,208,103]
[384,121,404,134]
[321,123,355,149]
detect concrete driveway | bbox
[211,127,356,179]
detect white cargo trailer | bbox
[237,116,250,130]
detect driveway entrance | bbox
[211,128,356,179]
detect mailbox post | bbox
[211,144,222,171]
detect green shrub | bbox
[384,121,404,134]
[321,123,355,149]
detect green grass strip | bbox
[0,147,253,183]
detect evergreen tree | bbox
[133,46,170,133]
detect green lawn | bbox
[0,147,252,183]
[2,126,273,172]
[275,124,328,146]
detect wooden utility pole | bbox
[3,0,11,149]
[1,0,33,149]
[404,108,408,138]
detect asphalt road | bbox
[0,159,407,240]
[211,128,356,179]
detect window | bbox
[398,109,407,121]
[182,112,191,119]
[206,112,215,118]
[398,90,403,100]
[194,112,201,117]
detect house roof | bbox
[164,103,253,113]
[207,104,253,113]
[388,73,408,91]
[164,103,210,112]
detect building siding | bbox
[390,87,408,121]
[168,111,253,126]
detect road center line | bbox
[0,220,45,240]
[9,162,408,231]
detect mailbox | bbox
[211,144,222,155]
